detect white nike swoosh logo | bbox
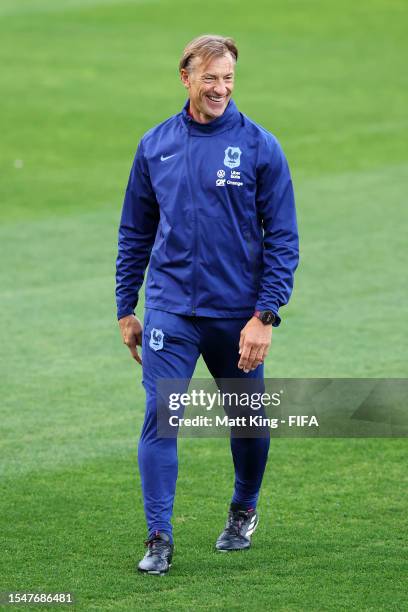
[160,154,177,161]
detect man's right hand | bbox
[118,314,143,365]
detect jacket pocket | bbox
[241,222,262,288]
[241,223,255,264]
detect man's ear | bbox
[180,68,190,90]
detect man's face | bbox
[180,53,235,123]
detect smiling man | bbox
[116,35,299,576]
[180,49,234,121]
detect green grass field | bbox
[1,0,407,609]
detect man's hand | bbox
[238,316,272,372]
[118,314,143,365]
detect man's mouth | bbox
[206,95,225,103]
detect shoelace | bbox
[225,510,250,536]
[144,535,169,556]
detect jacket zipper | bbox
[186,128,198,315]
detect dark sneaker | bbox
[137,532,174,575]
[215,508,259,552]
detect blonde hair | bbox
[179,34,238,73]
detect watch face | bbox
[261,311,275,324]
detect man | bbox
[116,34,299,576]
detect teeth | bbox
[208,96,223,102]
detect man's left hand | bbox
[238,316,272,372]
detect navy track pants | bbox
[138,307,271,541]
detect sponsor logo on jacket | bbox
[216,168,243,187]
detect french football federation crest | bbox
[149,328,164,351]
[224,146,242,169]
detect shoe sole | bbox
[138,564,172,576]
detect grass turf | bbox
[0,0,407,609]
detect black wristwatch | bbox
[253,310,276,325]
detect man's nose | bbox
[213,80,228,96]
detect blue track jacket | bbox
[116,99,299,326]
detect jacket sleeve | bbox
[115,140,160,320]
[255,137,299,326]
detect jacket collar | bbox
[181,98,240,135]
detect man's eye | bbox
[203,77,214,82]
